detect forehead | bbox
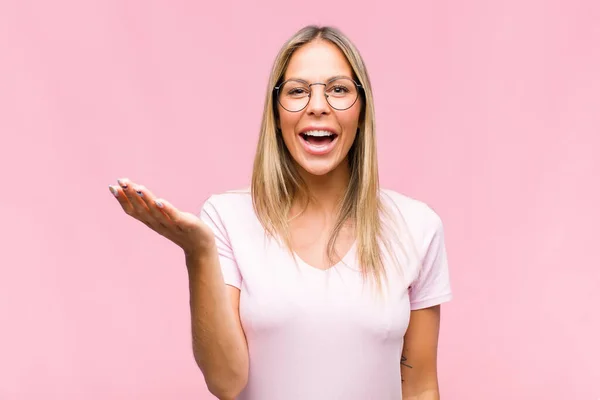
[284,40,354,82]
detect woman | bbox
[109,25,452,400]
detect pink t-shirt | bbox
[199,188,452,400]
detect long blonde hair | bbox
[251,25,403,291]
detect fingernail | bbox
[108,185,118,197]
[155,199,163,208]
[117,179,128,189]
[135,189,144,197]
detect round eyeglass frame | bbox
[273,77,364,112]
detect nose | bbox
[306,83,330,116]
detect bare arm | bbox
[108,179,248,400]
[401,305,442,400]
[186,250,249,400]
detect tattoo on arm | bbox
[401,355,413,368]
[401,354,412,383]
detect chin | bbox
[296,158,342,177]
[302,166,334,176]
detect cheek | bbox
[278,106,298,130]
[278,111,300,147]
[278,109,302,144]
[341,109,361,135]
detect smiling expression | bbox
[277,39,363,178]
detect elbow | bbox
[205,373,247,400]
[203,365,248,400]
[192,338,249,399]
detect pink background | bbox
[1,0,599,399]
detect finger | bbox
[117,178,149,216]
[133,185,172,228]
[108,184,134,215]
[152,198,182,227]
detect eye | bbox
[332,85,349,93]
[288,87,309,96]
[280,80,310,97]
[327,84,351,96]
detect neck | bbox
[292,159,350,217]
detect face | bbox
[277,40,362,177]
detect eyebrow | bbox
[284,75,353,84]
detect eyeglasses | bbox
[274,77,363,112]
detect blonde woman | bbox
[109,25,452,400]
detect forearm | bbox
[402,389,440,400]
[186,247,248,399]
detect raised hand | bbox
[108,178,215,257]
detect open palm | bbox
[108,178,215,255]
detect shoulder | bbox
[202,187,252,207]
[379,188,444,241]
[199,187,254,219]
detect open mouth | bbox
[300,131,338,146]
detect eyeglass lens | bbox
[277,78,359,112]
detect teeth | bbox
[303,130,334,137]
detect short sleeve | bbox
[198,197,242,289]
[409,214,453,310]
